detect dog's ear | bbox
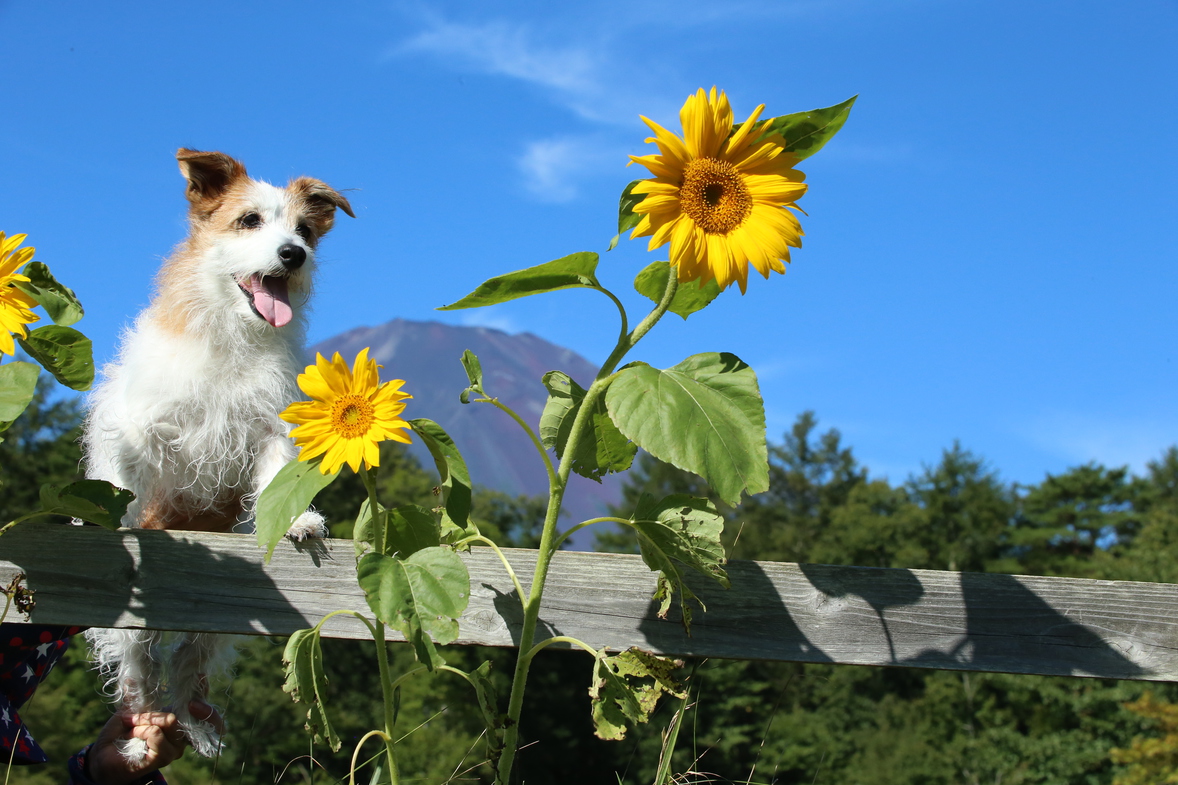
[289,177,355,237]
[176,149,248,217]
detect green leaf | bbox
[357,547,470,669]
[630,493,729,632]
[18,325,93,391]
[353,502,441,559]
[14,262,84,326]
[589,648,685,741]
[282,628,341,751]
[410,418,474,536]
[605,353,768,506]
[386,504,441,557]
[0,361,40,429]
[469,660,504,757]
[38,480,135,530]
[748,95,857,161]
[609,180,647,251]
[255,458,339,561]
[459,350,484,404]
[633,261,722,320]
[540,371,635,482]
[438,252,600,311]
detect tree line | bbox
[7,388,1178,784]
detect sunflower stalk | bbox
[495,268,679,785]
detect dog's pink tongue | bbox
[246,275,293,328]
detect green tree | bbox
[0,375,84,524]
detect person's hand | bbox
[86,702,224,785]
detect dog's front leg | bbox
[252,432,328,540]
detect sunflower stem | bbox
[373,622,402,785]
[597,272,679,380]
[495,271,678,785]
[361,467,384,554]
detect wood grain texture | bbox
[3,523,1176,681]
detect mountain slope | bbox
[310,319,627,545]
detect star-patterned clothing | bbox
[0,623,167,784]
[0,623,76,766]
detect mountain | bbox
[309,319,628,548]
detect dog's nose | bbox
[278,243,306,270]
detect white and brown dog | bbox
[83,148,352,758]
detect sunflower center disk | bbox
[680,158,753,235]
[331,394,375,439]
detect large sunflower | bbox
[0,232,40,357]
[280,348,413,474]
[629,88,808,293]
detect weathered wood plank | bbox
[2,523,1176,681]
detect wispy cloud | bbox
[392,19,607,119]
[517,136,621,202]
[1023,411,1178,476]
[458,307,518,334]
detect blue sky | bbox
[3,0,1176,489]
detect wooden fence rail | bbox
[2,523,1176,682]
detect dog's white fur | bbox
[82,149,353,758]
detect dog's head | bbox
[173,148,354,330]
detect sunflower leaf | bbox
[356,547,470,669]
[18,325,94,391]
[438,252,600,310]
[459,350,484,404]
[282,627,341,752]
[37,480,135,530]
[630,493,729,633]
[256,457,340,562]
[605,353,768,506]
[410,418,475,539]
[14,262,84,326]
[752,95,858,161]
[0,361,40,430]
[540,371,635,482]
[589,648,686,741]
[609,179,647,251]
[633,262,722,320]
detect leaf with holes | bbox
[630,493,729,632]
[438,252,600,310]
[540,371,635,482]
[282,628,341,751]
[255,457,339,561]
[19,325,93,391]
[589,648,685,741]
[605,353,768,506]
[633,261,722,320]
[15,262,84,326]
[38,480,135,530]
[357,547,470,669]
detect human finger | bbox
[188,700,226,735]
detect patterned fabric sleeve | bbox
[0,623,80,765]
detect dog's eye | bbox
[295,223,314,242]
[238,213,262,229]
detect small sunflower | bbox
[280,348,413,475]
[629,88,808,293]
[0,232,40,357]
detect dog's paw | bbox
[116,736,150,766]
[287,510,327,541]
[180,718,224,758]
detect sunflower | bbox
[280,348,413,474]
[0,232,40,357]
[628,88,808,293]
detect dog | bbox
[82,148,353,759]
